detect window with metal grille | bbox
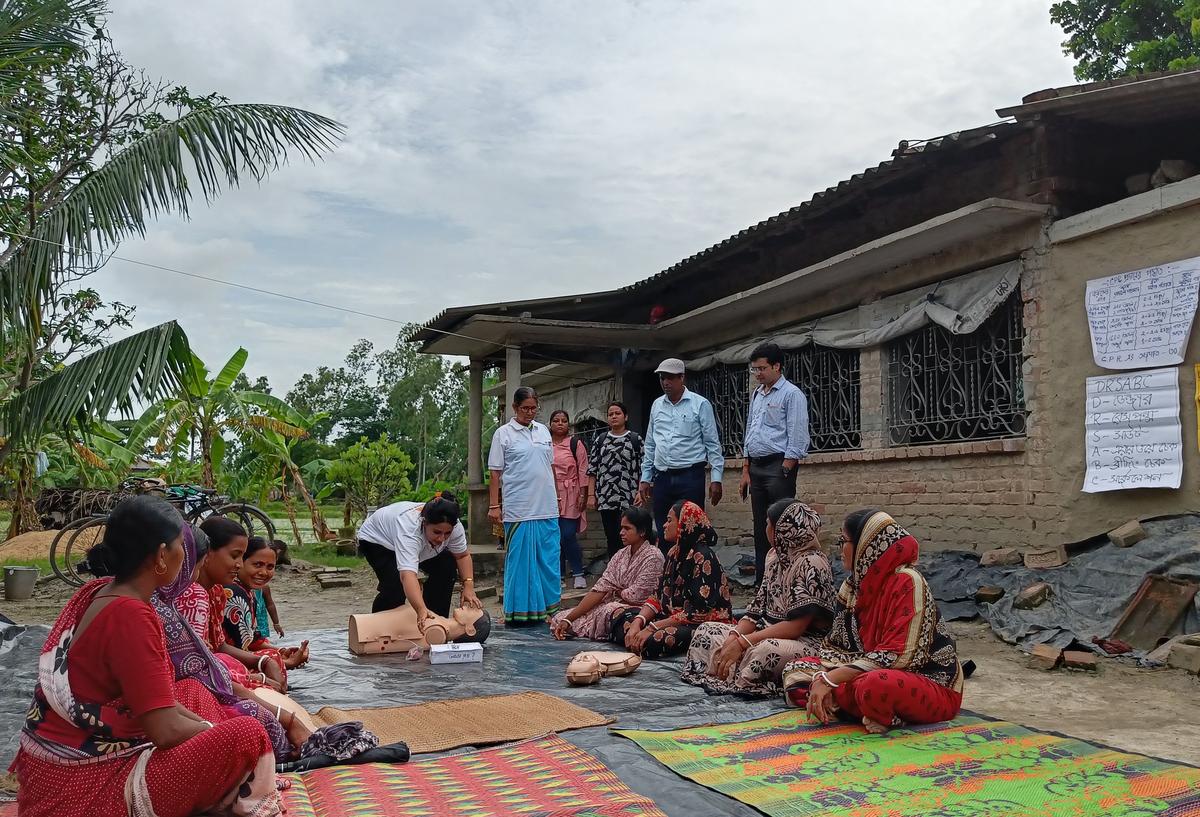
[887,290,1026,446]
[688,346,861,457]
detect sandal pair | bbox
[566,651,641,686]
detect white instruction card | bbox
[1083,367,1182,492]
[1085,257,1200,369]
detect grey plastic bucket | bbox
[4,566,39,601]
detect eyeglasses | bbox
[749,365,772,373]
[515,404,538,414]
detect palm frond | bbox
[226,414,308,439]
[0,320,190,444]
[236,390,311,429]
[0,103,343,342]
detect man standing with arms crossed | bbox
[739,343,810,586]
[638,358,724,547]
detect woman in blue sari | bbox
[487,386,561,625]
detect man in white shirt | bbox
[357,494,481,622]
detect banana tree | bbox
[225,400,333,543]
[130,347,271,489]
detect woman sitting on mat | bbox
[782,508,963,733]
[550,506,664,641]
[613,500,733,658]
[357,492,481,620]
[13,496,282,817]
[176,518,298,691]
[224,537,310,671]
[681,499,835,697]
[148,525,306,762]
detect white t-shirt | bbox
[356,501,468,573]
[487,419,559,523]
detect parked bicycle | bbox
[48,482,276,587]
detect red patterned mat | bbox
[282,734,666,817]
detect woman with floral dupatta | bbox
[612,500,733,658]
[682,499,835,696]
[12,496,280,817]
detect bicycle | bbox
[49,484,277,587]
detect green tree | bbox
[132,348,306,489]
[1051,0,1200,80]
[225,403,333,544]
[327,434,413,523]
[0,0,340,533]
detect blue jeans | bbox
[652,465,707,551]
[559,516,584,577]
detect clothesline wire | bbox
[1,230,604,377]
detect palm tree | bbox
[0,0,341,533]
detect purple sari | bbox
[150,525,290,759]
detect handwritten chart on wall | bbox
[1084,367,1181,492]
[1085,257,1200,369]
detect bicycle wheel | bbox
[212,503,277,543]
[53,515,107,587]
[49,516,96,586]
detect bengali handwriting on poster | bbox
[1085,257,1200,370]
[1084,367,1182,492]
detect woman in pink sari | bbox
[550,507,664,642]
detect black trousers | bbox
[599,508,624,557]
[652,464,707,552]
[359,540,458,616]
[748,455,798,585]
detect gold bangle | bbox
[462,578,474,583]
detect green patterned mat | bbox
[616,711,1200,817]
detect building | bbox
[415,69,1200,552]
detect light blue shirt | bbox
[488,419,559,522]
[744,376,810,460]
[641,389,725,483]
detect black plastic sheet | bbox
[918,515,1200,652]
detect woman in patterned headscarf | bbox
[782,508,963,734]
[681,499,835,697]
[612,500,732,658]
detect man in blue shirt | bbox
[637,358,724,547]
[738,343,810,586]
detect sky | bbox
[95,1,1077,393]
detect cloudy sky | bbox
[96,1,1076,392]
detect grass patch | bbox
[1,557,54,575]
[288,542,363,569]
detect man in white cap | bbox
[637,357,724,546]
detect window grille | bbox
[887,290,1026,446]
[689,346,861,456]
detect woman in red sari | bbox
[782,508,963,733]
[13,496,279,817]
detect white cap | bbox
[655,358,686,375]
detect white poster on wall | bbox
[1085,256,1200,369]
[1083,367,1182,492]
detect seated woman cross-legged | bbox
[13,496,281,817]
[550,506,664,642]
[223,537,310,672]
[783,508,964,734]
[681,499,835,697]
[612,500,733,658]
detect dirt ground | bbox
[5,563,1199,766]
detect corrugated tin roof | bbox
[618,121,1022,294]
[996,67,1200,125]
[413,120,1024,345]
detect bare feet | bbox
[862,717,889,735]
